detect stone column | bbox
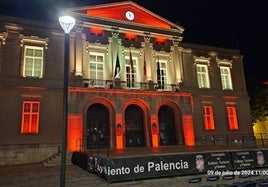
[172,40,183,84]
[142,34,153,81]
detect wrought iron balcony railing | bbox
[82,78,180,92]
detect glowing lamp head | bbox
[59,15,76,34]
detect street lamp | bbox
[58,14,75,187]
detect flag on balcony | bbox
[129,48,134,73]
[114,53,120,78]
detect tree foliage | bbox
[247,78,268,123]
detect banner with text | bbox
[84,149,268,182]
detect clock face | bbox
[125,11,135,21]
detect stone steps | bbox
[43,152,73,167]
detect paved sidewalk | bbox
[0,163,188,187]
[0,163,267,187]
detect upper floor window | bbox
[21,101,40,134]
[226,106,238,130]
[89,52,104,87]
[194,57,210,89]
[20,35,48,78]
[196,64,210,88]
[157,60,168,90]
[23,46,44,78]
[220,66,233,90]
[203,106,215,130]
[125,53,137,88]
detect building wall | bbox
[0,17,65,164]
[0,8,254,164]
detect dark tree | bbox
[247,77,268,123]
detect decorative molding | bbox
[209,51,217,56]
[5,23,23,32]
[86,42,108,51]
[0,32,7,45]
[19,35,49,49]
[193,56,211,66]
[111,30,119,38]
[225,101,236,106]
[20,94,42,98]
[144,35,151,43]
[74,24,84,32]
[216,57,233,68]
[172,40,179,46]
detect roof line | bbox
[65,1,184,32]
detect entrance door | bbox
[125,105,145,147]
[86,104,109,149]
[158,105,177,146]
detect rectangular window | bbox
[203,106,215,130]
[196,64,210,88]
[89,52,104,87]
[220,66,233,90]
[157,60,167,89]
[125,57,137,88]
[23,46,44,78]
[226,106,238,130]
[21,101,40,134]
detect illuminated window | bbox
[23,46,44,78]
[125,55,137,88]
[203,106,215,130]
[89,52,104,87]
[21,101,40,134]
[20,36,48,78]
[157,60,168,90]
[226,106,238,130]
[220,66,233,90]
[196,64,210,88]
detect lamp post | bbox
[58,14,75,187]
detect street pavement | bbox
[1,163,268,187]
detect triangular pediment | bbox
[68,1,184,32]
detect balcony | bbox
[81,78,180,92]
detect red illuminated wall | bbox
[89,27,104,35]
[151,114,159,147]
[115,114,123,149]
[182,115,195,146]
[86,5,171,29]
[68,114,83,151]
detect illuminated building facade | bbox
[0,1,254,164]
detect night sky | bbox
[0,0,267,83]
